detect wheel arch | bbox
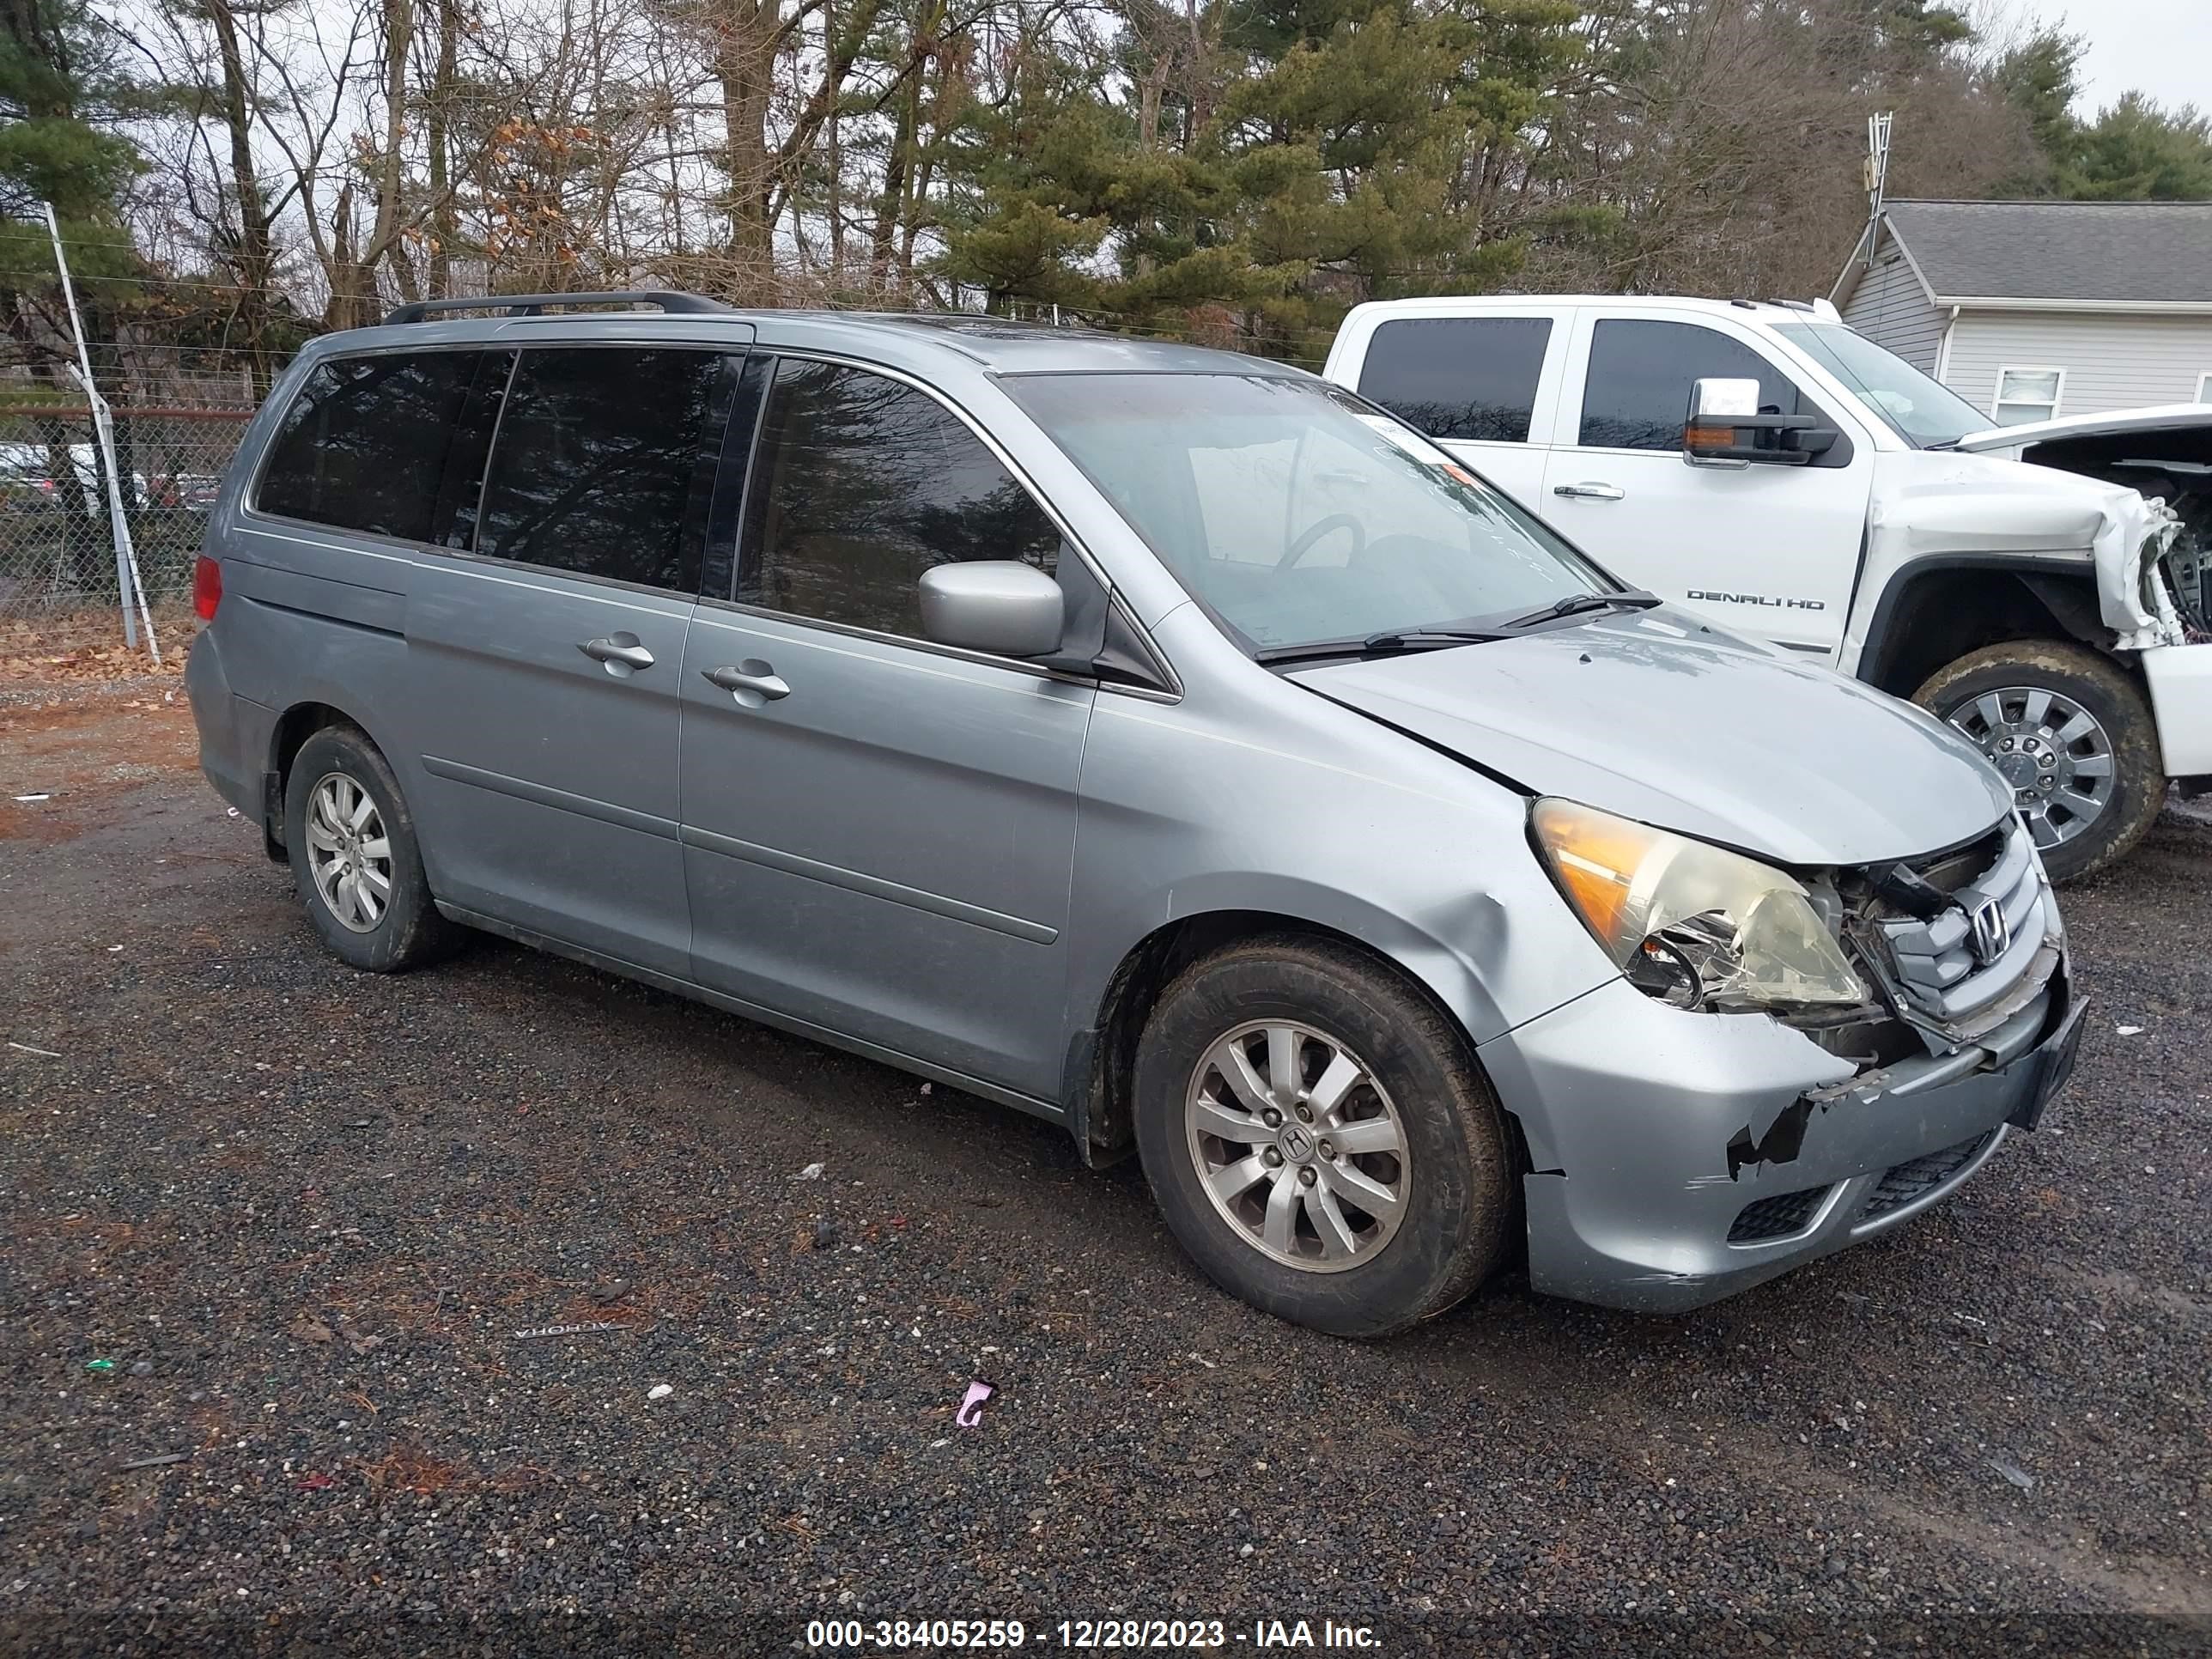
[264,702,395,855]
[1857,556,2123,701]
[1063,906,1529,1176]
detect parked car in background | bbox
[0,441,100,514]
[1324,295,2211,880]
[151,472,226,514]
[0,441,149,515]
[186,294,2080,1334]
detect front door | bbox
[678,355,1093,1100]
[404,343,738,975]
[1540,313,1873,660]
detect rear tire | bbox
[1133,936,1512,1339]
[1916,640,2162,884]
[284,725,462,972]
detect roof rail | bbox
[381,290,732,325]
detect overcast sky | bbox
[2019,0,2212,115]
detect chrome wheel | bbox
[1943,684,2115,852]
[1184,1021,1409,1273]
[303,771,392,933]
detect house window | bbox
[2197,372,2211,404]
[1991,367,2064,426]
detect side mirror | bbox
[1684,377,1838,468]
[918,561,1066,659]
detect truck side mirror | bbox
[1684,378,1838,468]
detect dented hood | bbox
[1290,610,2013,867]
[1952,402,2212,453]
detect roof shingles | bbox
[1882,198,2212,305]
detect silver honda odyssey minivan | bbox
[185,294,2083,1336]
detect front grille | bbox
[1870,820,2047,1024]
[1729,1186,1831,1243]
[1858,1131,1994,1222]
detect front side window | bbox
[1577,319,1802,451]
[1003,373,1604,654]
[1772,323,1988,447]
[1990,367,2064,428]
[474,347,726,590]
[738,357,1062,637]
[1357,317,1552,442]
[256,350,482,540]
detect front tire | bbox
[1133,937,1512,1339]
[1916,641,2163,883]
[284,725,461,972]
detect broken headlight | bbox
[1530,799,1869,1012]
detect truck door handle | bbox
[703,663,791,702]
[580,635,655,671]
[1553,481,1626,501]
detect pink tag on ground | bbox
[956,1381,994,1427]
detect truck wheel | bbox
[1916,641,2163,883]
[1132,935,1512,1339]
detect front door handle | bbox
[580,635,656,670]
[1553,481,1626,501]
[703,663,791,702]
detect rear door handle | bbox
[1553,482,1626,501]
[580,635,656,670]
[703,663,791,702]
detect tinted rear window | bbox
[474,347,726,591]
[256,351,481,540]
[1356,317,1551,442]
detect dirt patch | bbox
[0,796,77,844]
[0,690,200,839]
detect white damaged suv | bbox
[1326,296,2209,880]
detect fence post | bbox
[41,201,160,664]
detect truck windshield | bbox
[1002,373,1607,655]
[1773,324,1990,448]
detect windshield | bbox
[1773,323,1989,448]
[1001,374,1607,654]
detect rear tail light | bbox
[192,554,222,621]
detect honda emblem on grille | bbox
[1969,896,2010,965]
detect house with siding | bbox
[1832,198,2212,427]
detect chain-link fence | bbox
[0,404,253,621]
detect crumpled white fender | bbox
[2098,489,2185,652]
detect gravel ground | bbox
[2,690,2208,1657]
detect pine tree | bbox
[2062,95,2212,201]
[1992,26,2082,167]
[939,0,1578,356]
[0,0,149,301]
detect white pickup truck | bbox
[1322,295,2210,880]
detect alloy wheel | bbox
[303,771,393,933]
[1184,1021,1410,1273]
[1943,684,2115,852]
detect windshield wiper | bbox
[1498,589,1662,630]
[1360,627,1509,650]
[1253,628,1504,667]
[1255,593,1660,667]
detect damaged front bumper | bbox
[1478,946,2080,1314]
